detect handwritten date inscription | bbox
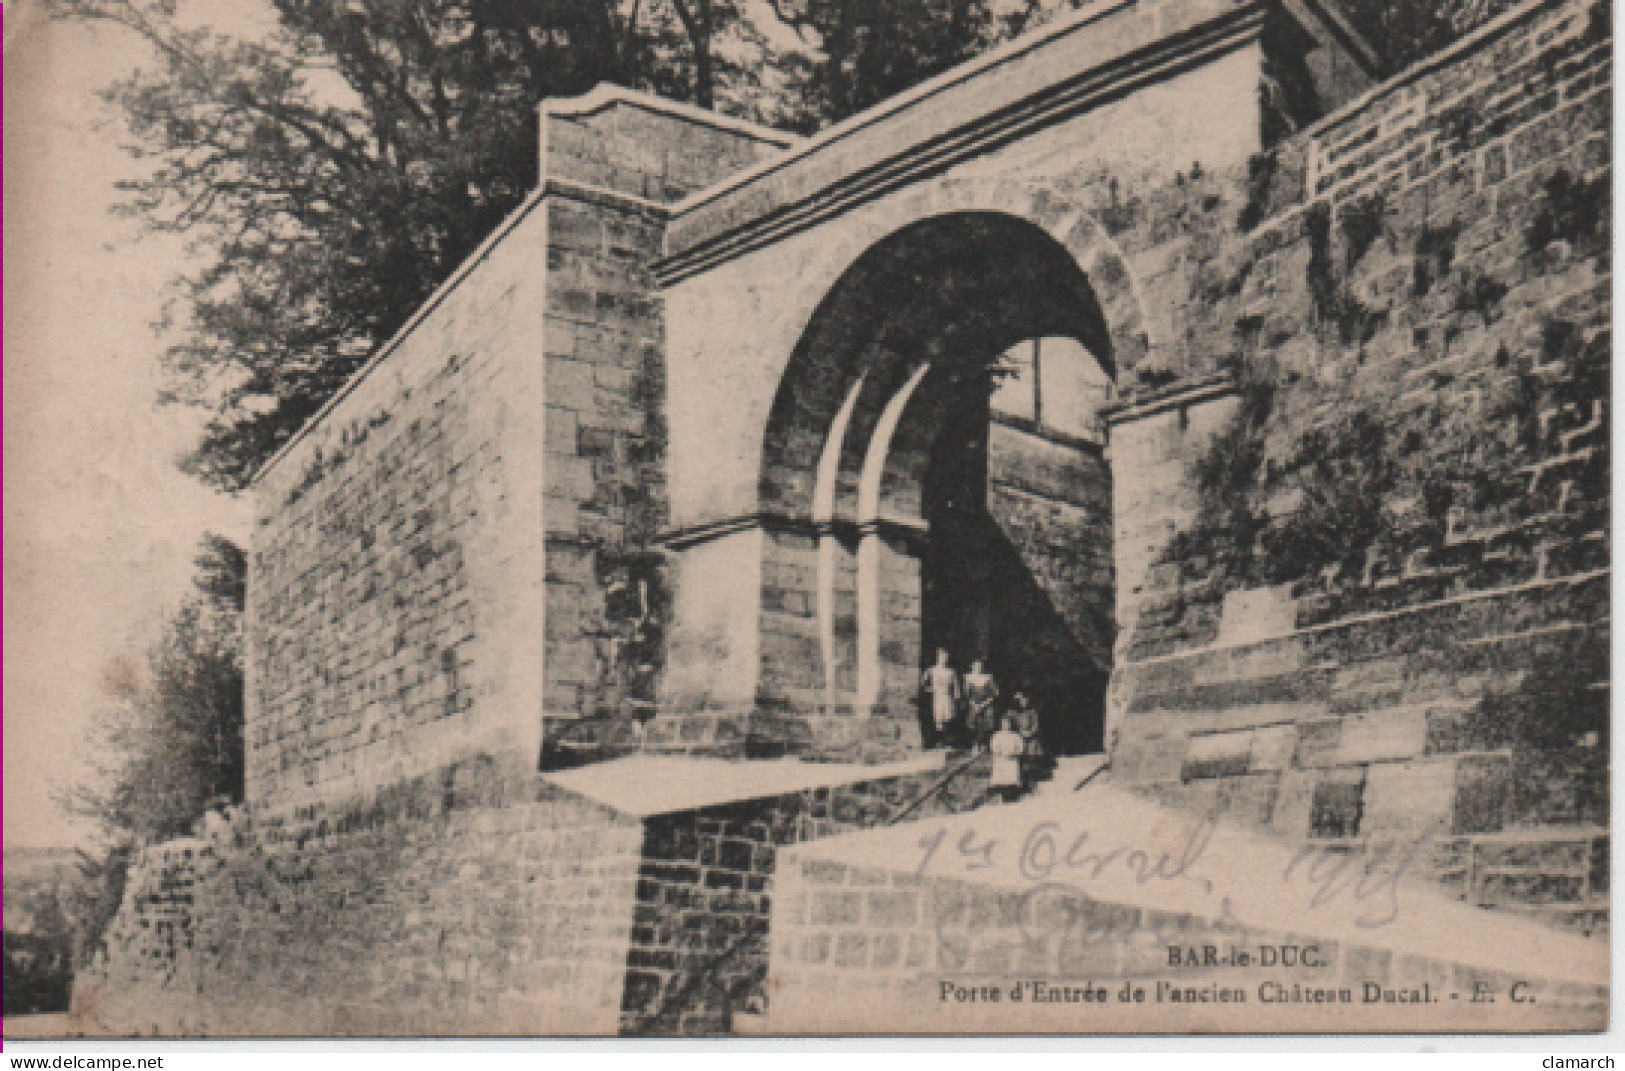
[912,812,1423,930]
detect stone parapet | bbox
[764,782,1608,1033]
[1106,0,1610,917]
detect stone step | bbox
[1030,753,1110,798]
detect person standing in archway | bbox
[921,647,961,749]
[964,659,1000,751]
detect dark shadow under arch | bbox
[760,212,1115,522]
[754,210,1119,755]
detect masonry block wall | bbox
[619,761,991,1035]
[538,186,669,722]
[247,203,549,810]
[763,840,1609,1034]
[987,421,1115,754]
[537,95,796,725]
[246,91,796,810]
[73,767,646,1036]
[1105,0,1610,925]
[73,757,994,1037]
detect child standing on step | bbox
[1010,691,1043,782]
[988,715,1026,803]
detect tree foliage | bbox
[1337,0,1521,71]
[60,844,137,973]
[763,0,1015,130]
[53,0,763,491]
[56,536,246,969]
[3,881,77,1015]
[65,535,247,845]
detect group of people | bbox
[919,648,1041,801]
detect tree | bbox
[1336,0,1522,71]
[65,535,247,845]
[60,844,135,974]
[51,0,761,491]
[763,0,1014,129]
[3,882,77,1015]
[56,536,246,970]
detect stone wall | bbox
[73,765,645,1036]
[539,188,671,723]
[1105,0,1611,923]
[247,202,549,810]
[986,420,1115,754]
[620,761,991,1035]
[246,89,797,810]
[72,756,995,1038]
[538,95,794,726]
[764,801,1610,1033]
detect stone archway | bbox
[750,177,1158,394]
[743,195,1144,757]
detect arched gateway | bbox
[88,0,1612,1040]
[659,181,1151,759]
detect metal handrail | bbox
[886,751,990,827]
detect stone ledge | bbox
[542,753,946,818]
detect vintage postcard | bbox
[3,0,1611,1040]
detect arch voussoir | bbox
[764,174,1154,390]
[1057,214,1106,261]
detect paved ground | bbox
[541,752,946,816]
[5,1013,78,1041]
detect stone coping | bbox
[779,779,1609,988]
[540,84,801,148]
[541,752,946,818]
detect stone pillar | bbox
[815,524,860,714]
[1103,377,1238,750]
[854,527,883,713]
[856,521,927,718]
[758,525,823,713]
[536,88,795,726]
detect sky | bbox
[4,1,258,849]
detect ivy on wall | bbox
[1148,161,1611,825]
[1168,164,1609,601]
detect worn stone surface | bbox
[537,96,792,727]
[246,202,549,811]
[1106,0,1611,928]
[109,0,1611,1037]
[763,782,1609,1033]
[74,764,645,1036]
